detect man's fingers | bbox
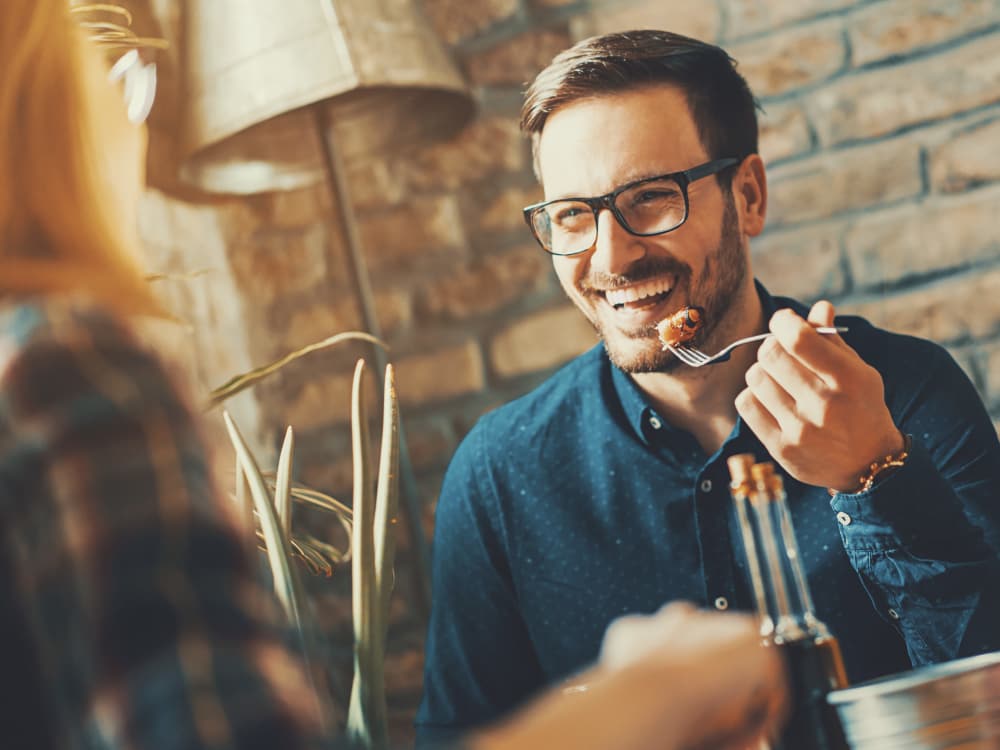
[768,308,852,385]
[807,300,835,327]
[745,360,799,433]
[735,387,782,445]
[756,337,829,398]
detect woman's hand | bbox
[473,603,787,750]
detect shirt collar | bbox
[610,279,791,446]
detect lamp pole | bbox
[314,105,432,622]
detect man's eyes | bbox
[552,205,589,224]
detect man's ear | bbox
[732,154,767,237]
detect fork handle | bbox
[743,327,847,346]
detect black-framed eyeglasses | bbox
[522,157,740,256]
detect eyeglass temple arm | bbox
[684,157,741,183]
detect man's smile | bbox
[590,274,684,329]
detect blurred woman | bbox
[0,2,785,749]
[0,2,334,747]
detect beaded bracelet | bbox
[828,433,911,496]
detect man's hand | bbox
[735,300,905,492]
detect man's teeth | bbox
[605,279,674,308]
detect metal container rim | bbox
[828,651,1000,705]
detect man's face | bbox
[536,85,751,373]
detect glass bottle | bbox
[728,456,850,750]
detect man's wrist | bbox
[828,431,910,496]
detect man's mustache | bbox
[581,257,692,293]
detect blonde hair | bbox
[0,0,162,316]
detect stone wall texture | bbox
[139,0,1000,744]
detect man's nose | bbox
[589,208,647,277]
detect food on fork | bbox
[657,306,704,348]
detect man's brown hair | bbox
[521,29,760,182]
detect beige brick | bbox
[983,339,1000,405]
[843,268,1000,344]
[766,138,922,227]
[422,0,519,45]
[284,299,364,353]
[476,183,546,234]
[752,222,846,302]
[416,244,551,321]
[465,29,574,87]
[727,0,855,38]
[358,195,467,273]
[375,287,413,339]
[284,368,379,431]
[394,341,486,406]
[399,116,528,192]
[849,0,1000,68]
[345,157,409,212]
[570,0,721,43]
[490,304,598,377]
[300,452,355,505]
[244,184,331,230]
[384,647,425,696]
[938,345,983,400]
[137,190,176,251]
[404,422,456,470]
[845,184,1000,287]
[760,103,813,164]
[730,21,846,99]
[930,117,1000,193]
[808,35,1000,146]
[231,224,334,306]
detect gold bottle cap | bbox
[727,454,755,482]
[751,462,784,494]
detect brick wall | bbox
[140,0,1000,743]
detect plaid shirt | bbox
[0,299,352,750]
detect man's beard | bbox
[595,194,748,373]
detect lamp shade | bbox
[179,0,475,194]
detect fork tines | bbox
[666,345,711,366]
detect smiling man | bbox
[415,30,1000,747]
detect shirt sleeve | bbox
[829,342,1000,666]
[415,421,546,748]
[0,312,337,749]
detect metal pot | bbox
[827,651,1000,749]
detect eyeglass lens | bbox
[531,175,687,255]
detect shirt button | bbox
[700,479,713,493]
[649,416,662,430]
[714,597,729,611]
[888,608,900,620]
[837,511,852,526]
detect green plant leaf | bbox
[223,412,302,628]
[207,331,387,408]
[275,427,294,538]
[347,360,377,748]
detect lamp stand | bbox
[314,105,432,622]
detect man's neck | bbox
[631,284,766,456]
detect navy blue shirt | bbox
[416,287,1000,746]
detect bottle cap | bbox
[727,454,755,486]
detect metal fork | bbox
[665,327,849,367]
